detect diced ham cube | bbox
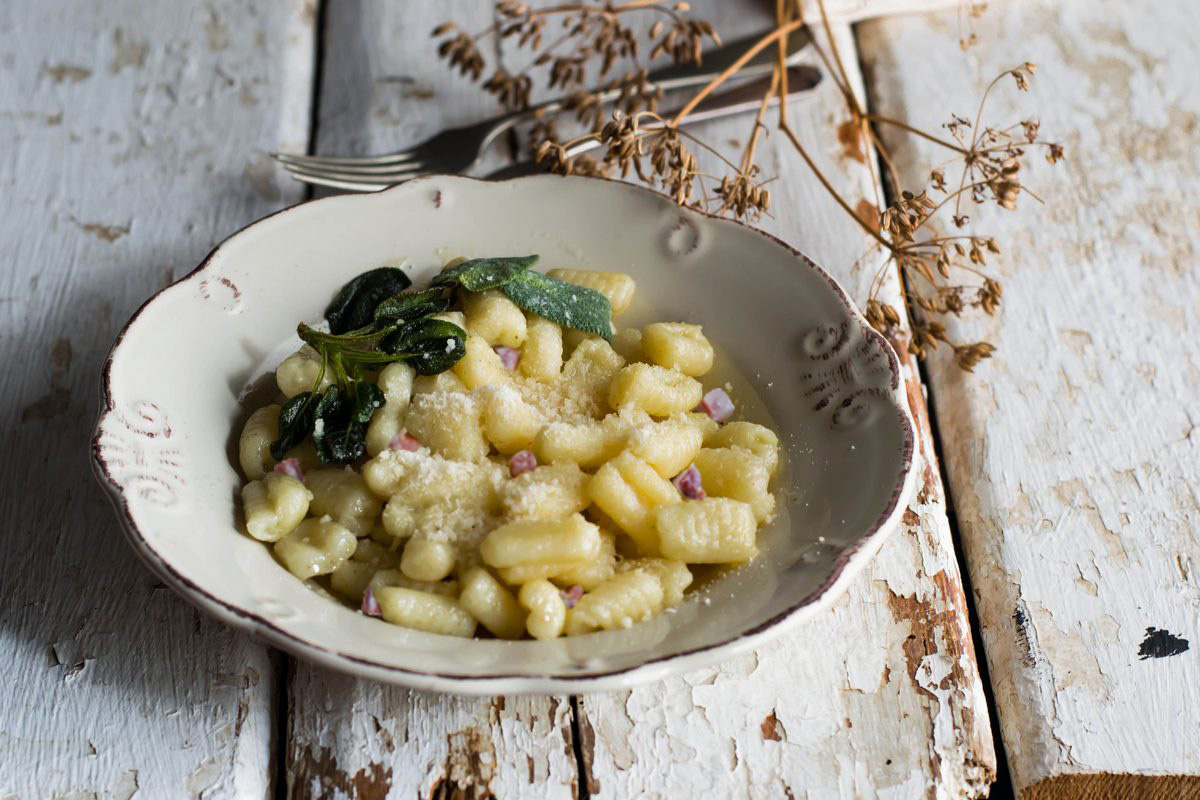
[560,584,584,609]
[273,458,305,483]
[671,463,706,499]
[508,449,537,478]
[389,430,421,451]
[361,588,381,617]
[696,387,735,422]
[493,345,521,369]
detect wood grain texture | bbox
[283,5,580,797]
[572,10,995,798]
[0,0,313,796]
[858,0,1200,793]
[286,675,579,800]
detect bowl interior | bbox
[94,175,913,690]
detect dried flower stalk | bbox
[433,0,1063,371]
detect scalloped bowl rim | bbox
[91,174,916,694]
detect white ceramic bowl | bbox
[92,175,915,694]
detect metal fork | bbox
[275,29,813,192]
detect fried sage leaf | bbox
[373,287,452,326]
[270,392,316,461]
[352,382,386,424]
[325,267,412,334]
[430,255,538,292]
[501,270,612,340]
[310,384,385,465]
[379,317,468,375]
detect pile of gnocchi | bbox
[237,262,781,640]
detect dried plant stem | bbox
[779,120,890,249]
[864,113,968,154]
[512,0,677,17]
[865,124,901,197]
[971,71,1010,137]
[800,30,854,105]
[741,70,780,172]
[670,20,806,125]
[773,0,798,131]
[814,0,862,116]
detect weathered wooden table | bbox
[4,0,1197,796]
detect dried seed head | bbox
[992,179,1020,210]
[954,342,996,371]
[434,30,486,81]
[864,299,885,330]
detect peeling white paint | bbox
[0,0,312,795]
[861,0,1200,792]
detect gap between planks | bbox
[849,20,1017,799]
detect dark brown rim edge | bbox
[91,173,917,690]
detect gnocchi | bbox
[238,404,280,480]
[274,518,357,579]
[587,451,680,554]
[365,362,416,457]
[608,363,703,418]
[654,497,758,563]
[242,473,312,542]
[236,258,782,640]
[641,322,714,376]
[518,579,568,639]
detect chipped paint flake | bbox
[77,221,130,242]
[42,63,92,84]
[1137,627,1190,660]
[110,28,148,73]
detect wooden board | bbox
[0,0,313,795]
[282,4,581,797]
[573,15,996,799]
[858,0,1200,795]
[287,2,995,797]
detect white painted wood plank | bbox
[287,675,579,800]
[858,0,1200,795]
[572,10,995,799]
[283,4,579,798]
[0,0,314,796]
